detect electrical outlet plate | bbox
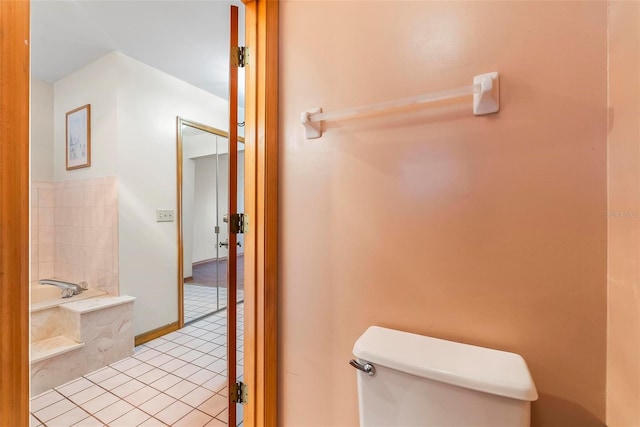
[156,209,174,222]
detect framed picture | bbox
[65,104,91,170]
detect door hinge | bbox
[231,381,248,405]
[214,225,220,234]
[231,46,247,68]
[230,213,248,234]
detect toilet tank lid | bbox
[353,326,538,402]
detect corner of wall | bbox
[605,1,640,425]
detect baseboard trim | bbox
[135,322,180,346]
[192,258,216,266]
[192,253,244,266]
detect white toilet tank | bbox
[352,326,538,427]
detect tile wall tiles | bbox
[39,207,55,226]
[30,304,244,427]
[38,187,55,208]
[31,177,118,295]
[32,197,39,282]
[32,182,53,286]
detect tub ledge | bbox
[60,295,136,314]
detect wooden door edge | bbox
[228,5,240,425]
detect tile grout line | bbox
[32,392,95,426]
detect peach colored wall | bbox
[606,1,640,425]
[279,2,607,426]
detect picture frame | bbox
[65,104,91,170]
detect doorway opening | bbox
[2,0,279,424]
[27,1,248,426]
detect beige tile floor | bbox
[30,304,244,427]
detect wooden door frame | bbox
[0,0,277,424]
[0,1,31,425]
[242,0,278,425]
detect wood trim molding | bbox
[177,118,246,143]
[243,0,279,425]
[0,1,30,424]
[134,322,180,346]
[176,117,185,328]
[192,258,217,266]
[259,2,279,426]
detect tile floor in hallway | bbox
[30,304,244,427]
[183,285,244,324]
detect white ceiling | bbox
[31,0,245,102]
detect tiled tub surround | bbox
[32,283,107,312]
[31,283,115,395]
[32,181,55,286]
[31,177,119,295]
[31,177,127,396]
[31,296,135,396]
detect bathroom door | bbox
[227,5,242,426]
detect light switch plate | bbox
[156,209,174,222]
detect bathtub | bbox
[31,283,106,313]
[30,283,135,395]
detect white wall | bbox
[191,148,245,263]
[53,51,243,335]
[192,154,220,262]
[182,158,195,279]
[54,53,119,182]
[183,130,218,159]
[117,53,242,335]
[183,130,245,276]
[31,78,54,182]
[182,129,217,275]
[236,149,245,252]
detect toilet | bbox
[351,326,538,426]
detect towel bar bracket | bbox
[473,72,500,116]
[301,107,322,139]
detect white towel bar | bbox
[301,72,499,139]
